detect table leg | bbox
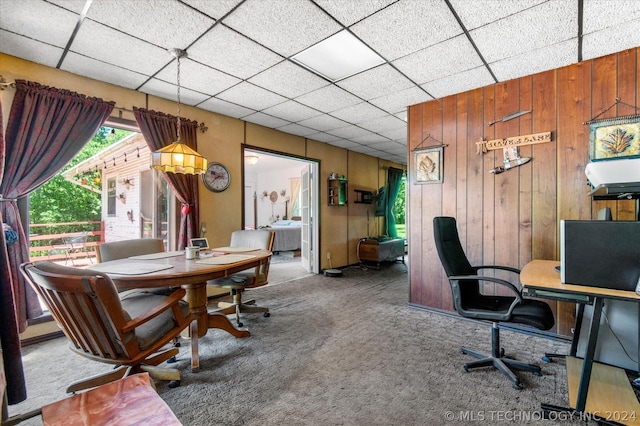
[574,297,604,412]
[189,320,199,372]
[182,282,250,371]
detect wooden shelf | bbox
[354,189,373,204]
[566,357,640,425]
[328,177,348,206]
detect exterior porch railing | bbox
[29,221,104,264]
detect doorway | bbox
[242,148,320,274]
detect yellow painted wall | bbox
[1,53,404,270]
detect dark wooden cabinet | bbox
[357,238,405,268]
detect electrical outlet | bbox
[326,252,331,259]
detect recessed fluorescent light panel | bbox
[291,30,385,82]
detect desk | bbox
[521,260,640,422]
[89,250,272,371]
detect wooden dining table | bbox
[87,249,272,371]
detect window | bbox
[107,177,116,216]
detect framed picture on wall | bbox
[414,146,443,184]
[589,115,640,161]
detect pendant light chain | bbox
[176,52,182,143]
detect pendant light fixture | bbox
[151,48,207,175]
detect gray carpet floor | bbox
[9,261,596,425]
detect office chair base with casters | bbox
[460,323,542,390]
[217,288,270,327]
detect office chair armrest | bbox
[122,288,188,333]
[473,265,521,275]
[449,275,523,317]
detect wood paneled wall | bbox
[407,48,639,336]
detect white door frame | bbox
[242,148,319,273]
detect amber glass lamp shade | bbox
[151,142,208,175]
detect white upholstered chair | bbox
[207,230,274,327]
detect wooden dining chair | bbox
[208,230,274,327]
[19,261,194,393]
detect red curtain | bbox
[0,80,114,404]
[133,108,200,250]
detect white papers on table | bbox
[210,246,260,253]
[88,262,174,275]
[128,250,184,260]
[196,254,257,265]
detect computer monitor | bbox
[560,220,640,291]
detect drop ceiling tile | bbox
[351,145,381,155]
[450,0,547,31]
[470,1,577,64]
[154,59,241,96]
[84,0,214,49]
[329,102,388,124]
[358,115,406,133]
[0,0,78,48]
[328,140,361,150]
[217,82,287,111]
[351,0,462,61]
[393,35,484,85]
[351,134,392,145]
[582,18,640,61]
[313,0,397,27]
[262,100,323,122]
[62,52,149,89]
[379,127,407,141]
[242,112,290,129]
[297,114,351,132]
[276,123,318,137]
[336,64,414,100]
[222,0,341,57]
[384,145,408,155]
[394,111,407,122]
[138,78,210,106]
[369,86,432,115]
[47,0,87,13]
[295,85,362,113]
[188,24,282,80]
[69,19,170,75]
[364,140,395,149]
[421,66,495,99]
[181,0,244,20]
[249,60,329,98]
[308,132,342,143]
[489,40,577,82]
[583,0,640,33]
[0,31,62,68]
[198,97,255,118]
[326,125,372,139]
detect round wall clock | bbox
[202,162,231,192]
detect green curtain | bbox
[385,167,404,238]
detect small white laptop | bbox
[189,238,209,250]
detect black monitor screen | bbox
[561,220,640,291]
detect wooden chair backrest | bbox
[96,238,164,262]
[230,230,275,285]
[20,262,142,363]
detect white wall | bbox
[246,163,304,227]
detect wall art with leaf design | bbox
[589,115,640,161]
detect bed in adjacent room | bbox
[270,219,302,252]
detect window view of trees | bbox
[30,127,132,225]
[392,178,406,238]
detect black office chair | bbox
[433,216,555,389]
